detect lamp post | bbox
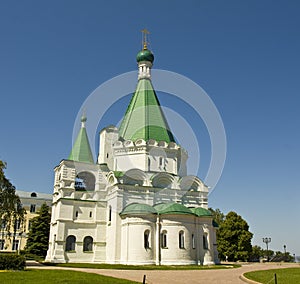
[283,245,286,261]
[263,237,271,262]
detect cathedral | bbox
[46,37,219,265]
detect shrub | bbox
[0,253,26,270]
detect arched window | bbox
[161,230,167,248]
[144,230,150,249]
[83,236,93,252]
[203,234,208,250]
[179,230,185,249]
[75,172,95,191]
[66,235,76,252]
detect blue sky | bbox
[1,1,299,256]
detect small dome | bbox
[120,203,157,216]
[154,202,194,215]
[136,48,154,63]
[190,207,212,217]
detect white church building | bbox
[46,39,219,265]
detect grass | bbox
[244,267,300,284]
[44,262,240,270]
[0,269,139,284]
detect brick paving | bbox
[28,261,299,284]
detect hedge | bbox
[0,254,26,270]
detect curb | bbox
[239,274,261,284]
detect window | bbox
[83,236,93,252]
[203,234,208,250]
[161,230,167,248]
[31,192,37,197]
[148,158,151,170]
[159,157,163,167]
[0,240,4,250]
[65,235,76,252]
[75,211,78,218]
[30,204,36,213]
[144,230,150,249]
[14,219,21,231]
[12,240,19,251]
[179,230,185,249]
[192,234,195,249]
[108,206,112,222]
[89,211,92,218]
[28,220,32,231]
[1,219,6,230]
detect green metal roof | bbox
[68,120,94,164]
[118,79,175,143]
[190,207,212,217]
[120,203,157,216]
[154,202,194,215]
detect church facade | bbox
[45,41,219,265]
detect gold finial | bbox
[141,28,150,50]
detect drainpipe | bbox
[156,215,160,265]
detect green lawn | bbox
[0,269,139,284]
[244,267,300,284]
[46,262,239,270]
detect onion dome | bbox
[136,48,154,63]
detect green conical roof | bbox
[118,79,175,143]
[68,116,94,164]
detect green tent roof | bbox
[120,203,157,216]
[68,118,94,164]
[118,79,175,143]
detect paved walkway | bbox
[27,262,300,284]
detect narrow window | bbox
[0,240,4,250]
[75,211,79,218]
[159,157,163,167]
[108,206,112,222]
[28,220,32,231]
[148,157,151,170]
[12,240,19,251]
[192,234,195,249]
[203,234,208,250]
[161,230,167,248]
[1,219,6,229]
[106,153,109,158]
[14,219,21,231]
[66,235,76,252]
[89,211,92,218]
[30,204,36,213]
[83,236,93,252]
[144,230,150,249]
[179,230,185,249]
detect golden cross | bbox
[141,28,150,49]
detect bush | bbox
[0,254,26,270]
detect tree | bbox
[0,161,25,246]
[209,208,225,226]
[26,203,51,257]
[217,211,253,261]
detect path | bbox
[27,261,300,284]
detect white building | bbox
[46,40,219,265]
